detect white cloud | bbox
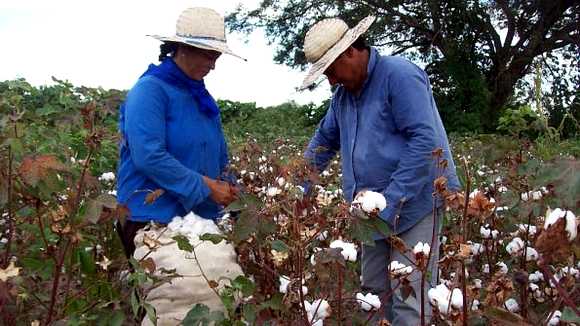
[0,0,331,107]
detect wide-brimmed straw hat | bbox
[300,16,375,90]
[148,7,245,61]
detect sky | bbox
[0,0,331,107]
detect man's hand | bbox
[202,176,239,206]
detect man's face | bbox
[323,49,364,93]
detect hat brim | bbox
[300,16,375,90]
[148,34,247,61]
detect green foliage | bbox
[220,99,328,150]
[227,1,579,132]
[497,105,544,138]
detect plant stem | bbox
[460,157,470,326]
[45,238,71,326]
[2,146,13,267]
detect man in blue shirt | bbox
[301,16,460,325]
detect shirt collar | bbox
[360,47,379,93]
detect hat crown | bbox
[304,18,348,63]
[176,7,226,41]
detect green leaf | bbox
[220,287,236,314]
[224,193,262,213]
[143,303,157,325]
[258,293,285,312]
[242,304,257,324]
[84,199,104,224]
[269,239,289,252]
[199,233,226,244]
[78,248,96,275]
[130,289,140,318]
[350,218,376,246]
[173,235,194,252]
[231,275,255,297]
[183,304,211,326]
[561,307,580,323]
[371,217,392,238]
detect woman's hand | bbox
[202,176,239,206]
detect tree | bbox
[227,0,580,132]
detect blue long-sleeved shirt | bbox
[305,47,460,234]
[117,75,229,223]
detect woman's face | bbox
[177,45,221,80]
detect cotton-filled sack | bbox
[133,212,243,326]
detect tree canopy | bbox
[227,0,579,132]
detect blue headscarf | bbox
[140,57,220,117]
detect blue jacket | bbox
[117,75,228,223]
[305,47,460,234]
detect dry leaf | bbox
[208,280,219,288]
[0,262,21,282]
[143,234,161,249]
[458,243,471,259]
[140,257,156,273]
[145,189,165,204]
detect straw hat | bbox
[300,16,375,90]
[149,7,245,61]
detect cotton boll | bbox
[167,216,184,232]
[482,264,490,274]
[353,190,387,213]
[544,208,577,240]
[531,191,543,200]
[547,310,561,326]
[413,242,431,256]
[521,192,530,202]
[428,284,463,315]
[279,276,290,293]
[529,270,544,283]
[516,224,537,236]
[266,186,282,197]
[506,237,525,256]
[356,292,381,311]
[473,278,483,289]
[276,177,286,187]
[98,172,115,182]
[525,247,539,261]
[450,288,464,309]
[471,299,480,311]
[504,298,519,312]
[311,299,330,319]
[389,261,413,277]
[329,240,357,262]
[497,262,509,274]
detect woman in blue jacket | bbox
[116,7,244,256]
